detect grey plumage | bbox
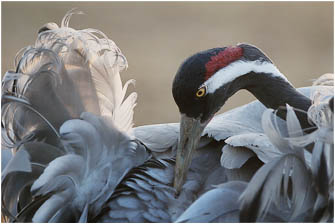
[172,81,333,223]
[238,77,334,222]
[2,11,333,223]
[175,181,247,222]
[1,11,142,222]
[1,11,228,222]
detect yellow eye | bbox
[196,87,206,97]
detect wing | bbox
[96,139,230,222]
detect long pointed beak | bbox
[173,114,206,196]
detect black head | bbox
[172,43,273,123]
[172,44,289,195]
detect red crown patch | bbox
[205,46,243,80]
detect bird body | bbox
[1,11,333,223]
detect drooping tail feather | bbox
[1,11,143,222]
[239,74,334,222]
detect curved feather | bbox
[175,181,247,222]
[1,148,31,180]
[239,154,315,222]
[239,77,333,222]
[1,11,143,222]
[220,145,255,169]
[30,113,150,222]
[134,123,179,152]
[224,133,281,164]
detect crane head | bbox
[172,43,282,194]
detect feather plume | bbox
[239,75,334,222]
[1,11,144,222]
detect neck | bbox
[241,72,313,131]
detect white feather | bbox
[220,145,255,169]
[203,60,290,94]
[31,154,84,192]
[224,133,281,164]
[134,123,179,152]
[35,11,135,134]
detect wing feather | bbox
[220,145,255,169]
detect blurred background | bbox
[2,2,333,126]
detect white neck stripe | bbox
[202,60,289,94]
